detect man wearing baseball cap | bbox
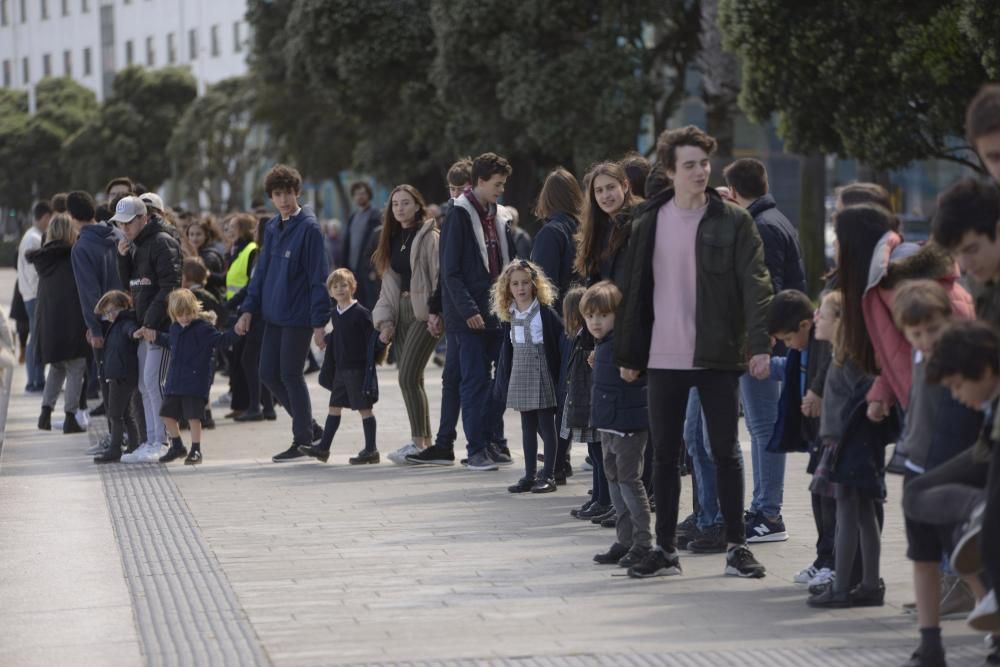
[114,196,182,463]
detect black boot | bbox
[63,411,85,434]
[38,405,52,431]
[93,442,122,464]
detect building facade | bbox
[0,0,249,106]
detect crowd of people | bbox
[10,82,1000,667]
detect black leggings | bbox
[107,379,140,451]
[520,408,557,480]
[834,487,881,594]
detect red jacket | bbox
[863,233,974,409]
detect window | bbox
[1,0,8,26]
[83,46,91,75]
[40,0,47,19]
[21,57,28,84]
[188,28,197,60]
[233,21,242,53]
[63,49,71,75]
[125,40,133,65]
[145,35,154,66]
[61,0,67,16]
[166,32,175,64]
[2,60,11,88]
[210,24,219,57]
[42,53,51,76]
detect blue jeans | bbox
[260,324,313,445]
[24,299,44,387]
[740,373,785,518]
[453,328,502,456]
[434,331,462,449]
[684,388,722,530]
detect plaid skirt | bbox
[560,400,597,442]
[507,342,557,412]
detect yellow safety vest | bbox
[226,242,258,299]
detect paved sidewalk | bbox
[0,269,988,666]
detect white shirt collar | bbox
[281,207,302,221]
[510,298,539,318]
[336,300,357,314]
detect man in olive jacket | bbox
[614,126,773,580]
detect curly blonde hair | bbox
[491,259,557,322]
[167,288,217,326]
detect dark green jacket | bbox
[614,187,773,372]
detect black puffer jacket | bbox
[117,216,182,332]
[27,241,90,363]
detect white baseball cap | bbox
[110,196,147,223]
[139,192,164,213]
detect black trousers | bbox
[647,369,745,550]
[107,378,140,451]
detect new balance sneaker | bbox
[465,451,498,471]
[388,442,420,465]
[593,543,629,565]
[745,511,789,543]
[626,548,682,579]
[794,565,819,585]
[725,545,766,578]
[687,525,727,553]
[406,444,456,466]
[968,590,1000,633]
[951,501,985,576]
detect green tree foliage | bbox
[65,66,197,192]
[0,78,97,210]
[168,76,270,211]
[718,0,995,171]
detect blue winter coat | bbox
[241,207,331,328]
[154,319,236,399]
[100,310,139,382]
[71,222,123,338]
[591,332,647,433]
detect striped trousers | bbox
[395,295,440,440]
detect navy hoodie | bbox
[241,207,331,328]
[71,222,124,338]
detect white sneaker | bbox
[388,442,420,465]
[121,442,148,464]
[137,442,165,463]
[808,567,835,588]
[211,392,232,408]
[793,565,818,584]
[75,409,90,429]
[969,590,1000,632]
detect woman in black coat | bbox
[27,214,90,432]
[184,219,227,300]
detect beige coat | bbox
[372,219,439,330]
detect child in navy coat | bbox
[136,288,236,464]
[92,290,141,464]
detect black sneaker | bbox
[531,478,557,494]
[63,411,85,434]
[184,450,202,465]
[159,442,187,463]
[687,524,727,553]
[848,579,885,607]
[272,444,308,462]
[676,513,700,548]
[745,512,789,543]
[570,500,594,518]
[297,444,330,463]
[38,406,52,431]
[593,543,630,565]
[902,646,946,667]
[508,477,535,493]
[405,445,455,466]
[349,449,380,465]
[93,444,122,464]
[600,514,617,528]
[591,508,616,524]
[486,443,513,466]
[312,421,324,442]
[618,545,651,569]
[263,410,277,421]
[725,545,766,579]
[627,549,682,579]
[578,503,610,520]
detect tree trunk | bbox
[798,154,827,298]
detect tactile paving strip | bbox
[344,645,984,667]
[94,421,271,666]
